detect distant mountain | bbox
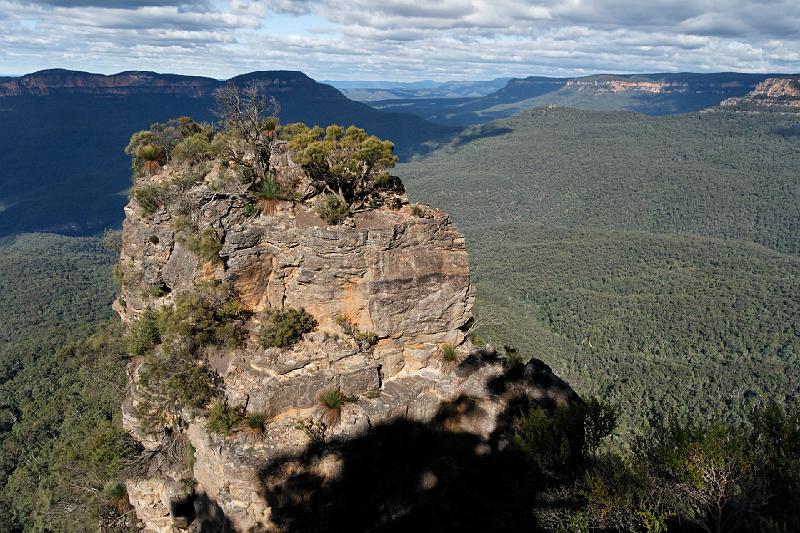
[325,78,511,101]
[371,72,789,125]
[0,69,455,237]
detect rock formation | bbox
[117,139,576,532]
[719,76,800,113]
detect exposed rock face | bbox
[118,144,575,531]
[565,79,687,94]
[719,77,800,112]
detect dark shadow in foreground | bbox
[252,352,584,532]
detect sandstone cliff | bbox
[117,138,576,532]
[719,76,800,113]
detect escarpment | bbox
[719,76,800,113]
[117,126,578,532]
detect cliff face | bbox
[719,77,800,112]
[116,140,577,531]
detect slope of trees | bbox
[0,234,136,531]
[401,108,800,256]
[399,108,800,431]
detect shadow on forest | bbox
[198,351,582,532]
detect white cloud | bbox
[0,0,798,79]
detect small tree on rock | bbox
[284,124,398,212]
[213,82,280,181]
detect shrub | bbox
[180,227,222,263]
[319,389,346,427]
[136,144,163,175]
[145,283,169,298]
[333,314,377,347]
[258,307,317,348]
[316,194,350,225]
[126,308,160,356]
[244,412,268,435]
[581,396,619,457]
[205,401,245,436]
[283,123,398,211]
[172,133,212,165]
[103,482,130,514]
[514,403,584,473]
[243,202,257,217]
[135,344,222,431]
[132,184,169,216]
[157,285,245,350]
[502,345,524,367]
[410,204,425,217]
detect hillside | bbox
[372,72,779,125]
[401,107,800,255]
[0,69,455,238]
[399,107,800,427]
[468,224,799,429]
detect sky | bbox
[1,0,799,81]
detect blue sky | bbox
[1,0,798,80]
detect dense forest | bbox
[465,224,799,432]
[399,107,800,430]
[0,234,137,531]
[401,108,800,255]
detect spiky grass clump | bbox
[104,482,131,514]
[318,389,346,427]
[244,412,268,435]
[441,343,458,362]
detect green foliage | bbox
[319,389,346,410]
[258,307,317,349]
[136,343,221,431]
[440,343,458,362]
[333,314,378,347]
[181,226,223,263]
[205,401,245,436]
[316,194,350,225]
[514,402,584,473]
[502,345,523,367]
[254,178,283,200]
[581,396,619,457]
[132,285,244,432]
[125,307,160,356]
[126,116,214,173]
[244,412,268,434]
[283,123,398,209]
[156,284,245,351]
[132,184,169,216]
[243,202,257,217]
[172,133,213,165]
[446,224,800,434]
[0,316,138,532]
[410,204,425,217]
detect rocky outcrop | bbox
[565,79,687,94]
[719,77,800,113]
[117,142,576,532]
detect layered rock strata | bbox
[117,143,574,531]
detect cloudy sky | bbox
[1,0,799,80]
